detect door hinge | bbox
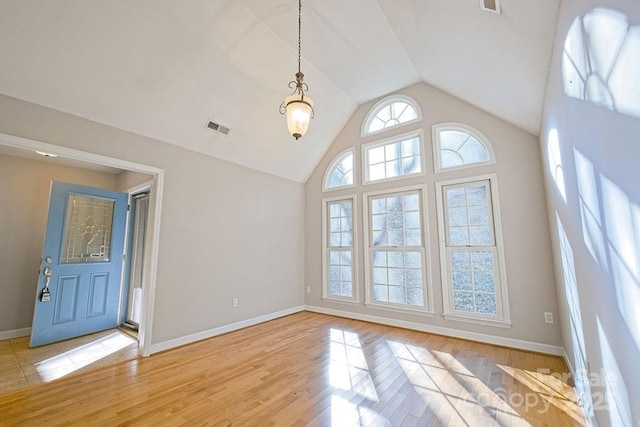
[127,204,131,211]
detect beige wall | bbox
[305,82,562,347]
[117,170,152,192]
[0,94,306,345]
[0,154,119,332]
[540,0,640,425]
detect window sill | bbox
[442,313,512,328]
[365,302,434,317]
[322,297,360,307]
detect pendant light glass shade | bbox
[284,93,314,140]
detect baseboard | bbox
[148,305,306,355]
[147,304,564,356]
[305,305,564,356]
[0,327,31,341]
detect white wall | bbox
[305,82,562,349]
[540,0,640,425]
[0,154,119,334]
[0,94,306,346]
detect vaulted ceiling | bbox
[0,0,559,182]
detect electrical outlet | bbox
[306,286,311,294]
[544,312,554,324]
[232,297,238,308]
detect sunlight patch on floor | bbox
[35,333,135,381]
[329,328,378,401]
[497,364,586,425]
[390,341,523,427]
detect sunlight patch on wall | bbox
[600,175,640,351]
[547,129,567,203]
[597,317,633,426]
[563,8,640,118]
[574,149,640,351]
[556,213,593,418]
[574,149,608,270]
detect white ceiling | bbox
[0,0,559,182]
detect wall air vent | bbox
[205,120,230,136]
[480,0,501,14]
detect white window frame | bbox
[432,123,496,173]
[322,195,359,305]
[362,129,425,185]
[323,148,356,192]
[362,185,434,315]
[361,95,422,138]
[435,174,511,327]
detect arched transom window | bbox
[324,149,355,191]
[363,96,421,136]
[432,123,495,172]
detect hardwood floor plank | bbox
[0,312,585,426]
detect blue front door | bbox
[30,182,128,347]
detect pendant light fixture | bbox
[279,0,314,140]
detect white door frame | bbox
[0,132,163,357]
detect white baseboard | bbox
[147,304,564,356]
[148,306,306,355]
[0,327,31,341]
[305,305,564,356]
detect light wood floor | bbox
[0,312,586,426]
[0,329,138,395]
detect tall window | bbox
[364,187,431,313]
[432,123,494,172]
[324,149,355,191]
[362,96,421,136]
[323,196,357,303]
[436,175,510,325]
[363,131,423,184]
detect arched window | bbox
[324,149,355,191]
[432,123,495,172]
[362,96,421,136]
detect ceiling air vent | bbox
[480,0,501,14]
[205,120,230,136]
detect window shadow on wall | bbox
[563,8,640,119]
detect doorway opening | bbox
[0,132,163,357]
[121,190,150,335]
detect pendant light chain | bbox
[297,0,302,75]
